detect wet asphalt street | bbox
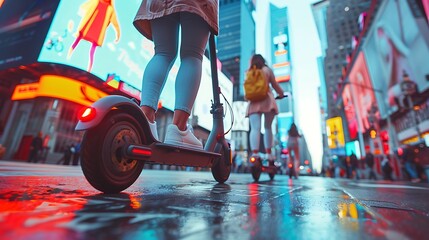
[1,160,429,240]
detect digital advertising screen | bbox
[38,0,151,89]
[37,0,233,131]
[326,116,345,149]
[342,85,358,140]
[348,52,377,133]
[345,140,361,160]
[423,0,429,22]
[277,113,294,149]
[363,0,429,117]
[272,33,291,83]
[0,0,60,70]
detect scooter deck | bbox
[261,166,277,174]
[126,142,222,168]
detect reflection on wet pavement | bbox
[0,169,428,239]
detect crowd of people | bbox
[26,132,81,166]
[323,147,427,183]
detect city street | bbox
[1,161,429,240]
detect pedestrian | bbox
[62,144,73,166]
[381,155,393,181]
[402,147,420,182]
[233,152,244,173]
[349,151,360,180]
[287,123,301,178]
[244,54,284,161]
[342,156,351,179]
[328,159,336,178]
[414,157,427,183]
[72,142,81,166]
[27,132,43,163]
[133,0,218,149]
[365,150,377,180]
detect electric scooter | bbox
[249,154,277,181]
[248,95,286,182]
[75,34,232,193]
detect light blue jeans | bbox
[405,161,418,179]
[140,12,210,114]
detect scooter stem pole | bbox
[205,33,227,152]
[209,34,220,105]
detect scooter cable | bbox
[220,91,234,136]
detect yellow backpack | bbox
[244,65,269,101]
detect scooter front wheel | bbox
[211,143,231,183]
[80,111,146,193]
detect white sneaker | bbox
[164,124,203,149]
[148,121,159,141]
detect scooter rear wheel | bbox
[211,143,231,183]
[81,111,146,193]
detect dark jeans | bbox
[367,166,377,180]
[27,150,39,163]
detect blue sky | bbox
[255,0,323,171]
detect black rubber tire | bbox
[211,143,231,183]
[268,160,275,180]
[251,162,262,182]
[80,111,146,193]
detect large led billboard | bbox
[277,113,294,149]
[326,117,345,149]
[0,0,60,70]
[345,140,361,160]
[272,33,290,83]
[363,0,429,117]
[37,0,233,132]
[348,52,377,133]
[423,0,429,22]
[342,85,358,140]
[38,0,151,89]
[270,5,291,83]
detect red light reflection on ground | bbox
[0,177,91,239]
[247,183,260,236]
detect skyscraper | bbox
[312,0,331,167]
[218,0,256,100]
[323,0,372,118]
[269,4,294,150]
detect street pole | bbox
[407,95,421,141]
[402,72,421,142]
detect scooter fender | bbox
[75,95,145,131]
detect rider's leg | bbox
[293,146,300,177]
[164,12,210,149]
[140,14,179,140]
[173,12,210,130]
[249,113,262,156]
[263,112,275,159]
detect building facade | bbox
[335,0,429,178]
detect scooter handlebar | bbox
[275,95,288,100]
